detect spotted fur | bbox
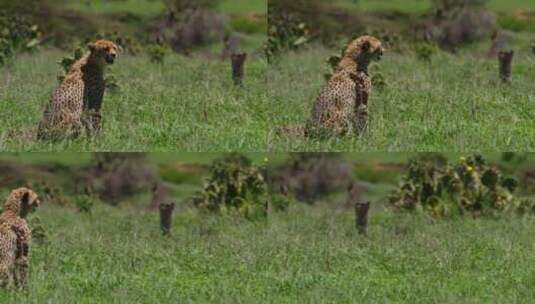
[0,188,41,289]
[37,40,119,140]
[306,35,383,137]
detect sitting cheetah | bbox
[0,188,41,289]
[305,35,383,137]
[37,40,119,140]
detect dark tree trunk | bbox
[159,202,175,236]
[355,201,370,235]
[498,51,514,82]
[231,53,247,86]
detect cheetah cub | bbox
[0,188,41,289]
[37,40,119,140]
[306,35,383,137]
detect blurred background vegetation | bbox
[268,0,535,59]
[2,152,535,212]
[0,0,266,65]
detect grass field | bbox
[7,42,532,152]
[0,153,534,303]
[268,41,535,151]
[0,0,267,152]
[0,50,268,152]
[2,204,535,303]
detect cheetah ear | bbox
[361,41,371,53]
[87,42,97,52]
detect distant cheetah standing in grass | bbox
[37,40,119,140]
[306,35,383,137]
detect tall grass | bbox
[0,50,268,152]
[268,44,535,151]
[1,202,534,303]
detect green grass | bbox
[1,202,535,303]
[0,50,269,152]
[62,0,166,17]
[268,43,535,151]
[62,0,266,16]
[219,0,267,14]
[0,153,534,302]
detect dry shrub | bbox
[155,0,227,53]
[269,0,370,48]
[417,0,496,51]
[79,153,157,205]
[0,160,73,206]
[270,153,353,204]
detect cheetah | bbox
[37,40,119,140]
[305,35,383,137]
[0,187,41,289]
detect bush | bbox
[146,44,168,64]
[389,154,533,218]
[270,153,352,204]
[270,193,294,212]
[81,153,157,205]
[73,194,98,214]
[156,0,227,53]
[31,180,72,206]
[191,154,268,220]
[57,47,84,83]
[0,13,40,66]
[266,9,310,62]
[414,42,437,62]
[418,0,495,50]
[29,216,47,244]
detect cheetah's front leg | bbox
[354,91,369,135]
[12,227,30,289]
[355,107,368,135]
[13,242,29,289]
[0,265,11,288]
[82,110,103,136]
[89,110,102,134]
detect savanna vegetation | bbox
[0,152,535,302]
[0,0,267,151]
[268,0,535,151]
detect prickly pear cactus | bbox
[191,154,268,220]
[390,154,531,218]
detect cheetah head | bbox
[345,35,384,64]
[3,187,41,218]
[88,40,119,66]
